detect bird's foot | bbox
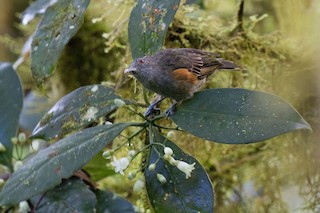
[165,103,177,117]
[144,104,161,118]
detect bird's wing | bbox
[158,48,224,80]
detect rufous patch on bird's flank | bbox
[172,68,198,84]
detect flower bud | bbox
[166,131,175,138]
[31,139,47,151]
[19,201,30,213]
[18,132,27,144]
[114,98,126,107]
[104,121,113,125]
[156,173,167,184]
[164,147,173,156]
[11,137,18,144]
[133,178,145,194]
[128,150,136,158]
[128,172,136,180]
[0,179,5,187]
[102,150,113,159]
[14,160,23,171]
[0,143,6,152]
[148,163,156,171]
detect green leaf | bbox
[21,0,58,25]
[0,63,23,169]
[95,189,136,213]
[31,0,90,86]
[144,127,213,213]
[32,85,120,140]
[171,88,311,144]
[128,0,180,58]
[30,177,96,213]
[0,123,132,206]
[84,151,115,182]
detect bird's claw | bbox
[144,104,161,118]
[165,104,177,117]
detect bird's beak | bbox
[124,66,137,74]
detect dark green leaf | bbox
[145,127,213,213]
[171,88,311,144]
[32,85,120,140]
[128,0,180,59]
[19,91,53,132]
[0,122,132,206]
[30,177,96,213]
[84,151,115,182]
[21,0,58,25]
[31,0,90,86]
[95,189,136,213]
[0,63,23,169]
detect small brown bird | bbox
[124,48,239,117]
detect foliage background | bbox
[0,0,319,212]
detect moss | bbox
[55,15,127,96]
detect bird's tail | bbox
[217,59,240,70]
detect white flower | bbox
[156,173,167,184]
[111,156,130,175]
[133,178,145,194]
[114,98,126,107]
[164,147,173,156]
[19,201,30,213]
[176,160,196,179]
[168,156,177,166]
[148,163,156,171]
[0,143,6,152]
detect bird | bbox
[124,48,240,117]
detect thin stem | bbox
[152,123,182,131]
[237,0,245,33]
[113,125,147,152]
[124,106,146,120]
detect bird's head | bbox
[124,56,155,79]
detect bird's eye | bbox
[138,59,144,64]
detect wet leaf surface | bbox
[30,177,96,213]
[171,88,311,144]
[145,127,213,213]
[32,85,120,140]
[128,0,180,59]
[0,123,132,205]
[0,63,23,168]
[95,189,136,213]
[31,0,90,86]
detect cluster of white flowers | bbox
[149,146,196,184]
[103,145,195,193]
